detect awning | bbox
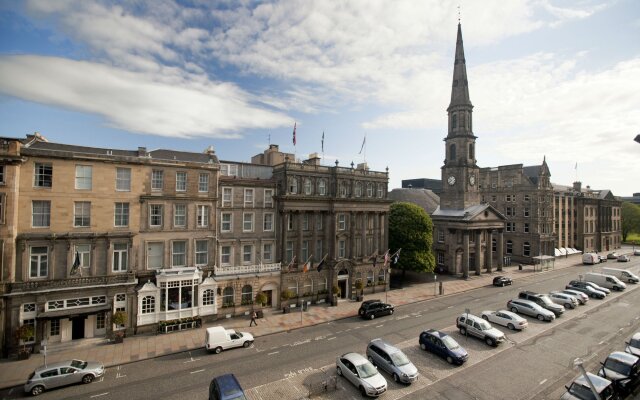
[37,304,111,320]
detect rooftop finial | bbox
[457,5,461,23]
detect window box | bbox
[157,317,201,334]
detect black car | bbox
[360,301,394,320]
[358,299,382,316]
[493,276,512,287]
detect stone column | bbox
[326,212,334,260]
[463,231,470,279]
[475,230,482,275]
[486,230,493,273]
[297,211,303,264]
[280,211,288,265]
[373,212,380,254]
[379,213,385,253]
[312,211,319,262]
[350,211,356,259]
[383,213,389,252]
[497,229,504,271]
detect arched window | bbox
[492,238,497,253]
[367,271,374,286]
[202,289,215,306]
[460,113,465,129]
[355,182,362,197]
[289,178,298,194]
[377,270,385,284]
[302,279,312,296]
[241,285,252,305]
[523,242,531,257]
[317,277,327,293]
[222,287,234,307]
[469,143,474,160]
[304,179,312,195]
[142,296,155,314]
[449,144,456,161]
[506,240,513,255]
[318,179,326,196]
[452,114,458,129]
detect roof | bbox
[607,351,639,365]
[26,140,139,157]
[448,23,472,110]
[572,372,611,392]
[388,188,439,214]
[433,203,506,221]
[148,149,218,164]
[342,352,368,366]
[34,360,84,373]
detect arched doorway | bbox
[259,282,278,308]
[337,269,349,299]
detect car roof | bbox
[607,351,639,365]
[572,372,611,392]
[341,352,368,366]
[424,329,447,339]
[631,332,640,341]
[369,338,400,354]
[34,360,82,373]
[510,298,539,307]
[459,313,483,321]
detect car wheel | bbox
[507,323,515,330]
[511,307,518,313]
[420,343,427,351]
[393,373,400,383]
[486,337,495,346]
[369,314,375,320]
[590,293,597,299]
[537,314,545,321]
[389,309,394,315]
[564,303,571,309]
[214,346,222,354]
[459,327,466,335]
[501,282,505,287]
[482,315,489,321]
[82,374,94,384]
[243,341,252,348]
[446,356,454,364]
[336,366,342,376]
[30,385,44,396]
[359,386,367,396]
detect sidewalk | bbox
[0,252,604,390]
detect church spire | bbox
[448,23,472,111]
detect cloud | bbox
[0,55,290,138]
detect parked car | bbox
[561,372,619,400]
[558,289,589,305]
[602,267,639,284]
[617,255,630,263]
[598,351,640,396]
[209,374,247,400]
[456,313,506,346]
[492,276,512,287]
[506,298,555,322]
[336,352,387,397]
[205,326,254,354]
[585,272,626,291]
[366,338,419,384]
[24,359,104,396]
[548,292,579,309]
[582,281,611,295]
[607,252,620,260]
[582,253,600,265]
[358,299,382,316]
[481,310,528,331]
[634,249,640,256]
[626,332,640,357]
[566,281,606,299]
[418,329,468,365]
[599,255,608,263]
[518,291,565,317]
[359,301,394,320]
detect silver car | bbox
[24,359,104,396]
[548,292,579,309]
[336,352,387,397]
[558,289,589,305]
[366,338,418,384]
[506,298,555,322]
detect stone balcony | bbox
[214,262,281,277]
[6,272,137,294]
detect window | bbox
[32,200,51,227]
[75,165,92,190]
[75,244,91,268]
[505,207,513,217]
[524,223,530,233]
[263,213,273,231]
[147,242,163,269]
[263,243,272,262]
[174,204,186,227]
[74,202,91,227]
[50,319,60,336]
[202,289,215,306]
[113,243,128,272]
[289,177,298,194]
[302,214,309,230]
[452,114,457,129]
[152,170,163,191]
[492,238,497,252]
[302,240,309,261]
[338,240,346,258]
[449,144,456,160]
[377,184,384,198]
[244,188,254,207]
[506,222,515,232]
[21,320,35,343]
[96,313,106,330]
[315,239,323,257]
[286,241,294,262]
[524,194,530,202]
[197,205,209,227]
[506,240,513,255]
[317,277,327,293]
[34,163,53,187]
[469,143,474,160]
[264,189,274,207]
[172,241,186,267]
[198,173,209,192]
[338,214,346,230]
[339,182,347,197]
[438,229,445,242]
[220,164,238,176]
[176,172,187,191]
[142,296,155,314]
[524,208,530,217]
[114,203,129,227]
[150,204,163,227]
[355,182,362,197]
[437,252,445,265]
[287,281,298,296]
[222,187,232,207]
[220,245,231,265]
[287,214,294,230]
[221,213,232,232]
[116,168,131,191]
[242,245,253,264]
[195,240,208,266]
[491,195,497,202]
[304,179,312,195]
[243,213,254,232]
[366,183,373,197]
[523,242,531,257]
[0,193,4,224]
[318,179,326,196]
[222,287,234,306]
[316,214,323,230]
[30,246,48,278]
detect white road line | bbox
[447,306,453,309]
[599,340,605,345]
[190,369,205,374]
[539,379,547,385]
[90,393,109,398]
[327,337,336,341]
[268,351,279,355]
[376,324,384,328]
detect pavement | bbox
[0,250,630,390]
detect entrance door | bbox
[265,290,273,307]
[71,317,85,340]
[338,280,347,299]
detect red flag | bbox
[293,122,297,146]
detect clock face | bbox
[469,175,475,185]
[447,175,456,185]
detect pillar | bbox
[350,211,356,259]
[475,230,482,275]
[497,229,504,271]
[486,230,493,273]
[297,211,303,263]
[463,231,469,279]
[312,211,319,261]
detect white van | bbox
[584,272,627,292]
[205,326,254,354]
[602,267,639,284]
[582,253,599,265]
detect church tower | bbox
[440,23,480,210]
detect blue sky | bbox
[1,0,639,195]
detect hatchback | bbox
[607,252,619,259]
[358,299,382,316]
[209,374,247,400]
[556,289,589,305]
[518,291,564,316]
[506,298,555,322]
[336,352,387,397]
[598,351,640,396]
[617,255,630,262]
[548,292,579,309]
[24,359,104,396]
[366,339,418,384]
[418,329,468,365]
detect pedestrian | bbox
[249,311,258,327]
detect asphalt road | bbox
[3,259,639,400]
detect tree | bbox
[388,202,436,281]
[621,202,640,242]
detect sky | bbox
[0,0,639,196]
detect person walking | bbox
[249,311,258,327]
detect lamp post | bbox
[573,358,601,400]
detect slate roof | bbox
[388,188,440,214]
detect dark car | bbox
[518,291,564,317]
[419,329,468,365]
[209,374,247,400]
[598,351,640,396]
[360,301,394,320]
[493,276,512,287]
[358,299,382,316]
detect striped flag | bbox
[321,131,324,152]
[293,122,297,146]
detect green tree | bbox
[388,202,436,281]
[621,202,640,242]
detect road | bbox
[2,259,639,399]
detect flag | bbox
[302,262,309,273]
[383,250,390,267]
[292,122,297,146]
[287,255,297,272]
[316,253,328,272]
[371,251,378,268]
[321,131,324,153]
[390,248,401,265]
[359,133,366,154]
[70,251,80,275]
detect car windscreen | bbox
[356,362,379,379]
[478,320,492,330]
[70,360,88,369]
[538,295,554,306]
[630,338,640,348]
[604,358,632,376]
[441,336,460,350]
[390,351,411,366]
[568,383,597,400]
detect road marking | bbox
[90,393,109,398]
[115,366,126,379]
[97,377,104,383]
[183,351,200,363]
[539,379,547,385]
[447,306,453,309]
[376,324,384,328]
[327,337,336,341]
[268,351,279,355]
[599,340,605,345]
[190,369,205,374]
[396,315,409,320]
